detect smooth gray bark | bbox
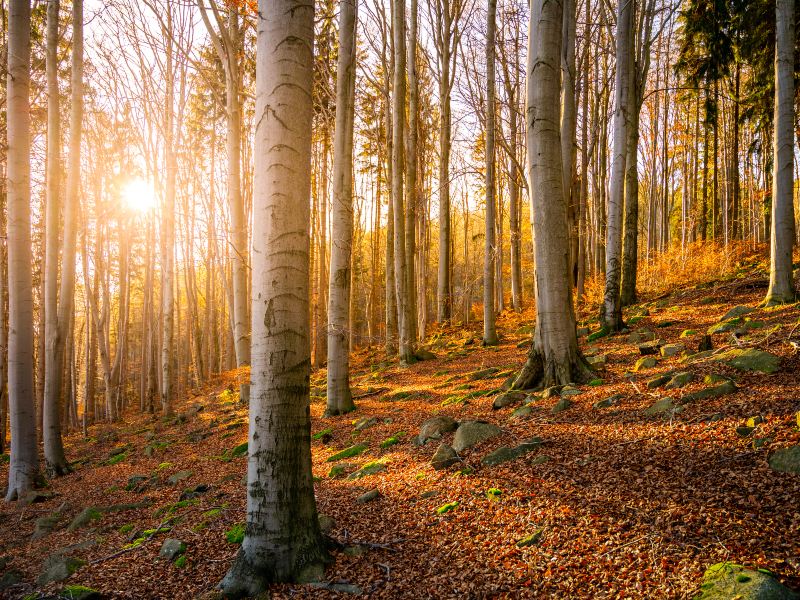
[483,0,498,345]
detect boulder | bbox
[665,371,694,389]
[415,349,437,361]
[715,349,780,374]
[158,539,186,561]
[469,367,501,381]
[492,391,526,410]
[167,470,193,486]
[68,507,103,532]
[720,305,756,321]
[768,446,800,475]
[318,514,336,534]
[593,394,623,409]
[430,444,459,470]
[452,421,502,452]
[481,438,542,467]
[628,329,655,344]
[560,386,582,397]
[683,380,738,403]
[634,357,658,371]
[38,553,85,586]
[542,385,564,399]
[586,354,607,368]
[643,397,681,417]
[511,406,533,419]
[417,416,458,445]
[646,374,672,390]
[356,489,380,504]
[695,562,798,600]
[660,343,685,358]
[638,339,664,356]
[353,416,379,431]
[33,515,61,540]
[125,474,149,491]
[551,398,573,414]
[348,461,387,479]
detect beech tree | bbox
[6,0,40,501]
[483,0,498,346]
[219,0,328,593]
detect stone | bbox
[646,374,672,390]
[638,339,664,355]
[665,371,694,389]
[660,343,685,358]
[530,455,551,465]
[348,461,387,479]
[551,398,573,414]
[68,507,103,532]
[452,421,502,452]
[0,570,22,590]
[576,326,590,337]
[180,484,210,501]
[492,391,526,410]
[430,443,459,470]
[695,562,798,600]
[125,474,149,491]
[38,554,86,586]
[634,357,657,371]
[417,416,458,445]
[353,416,379,431]
[628,329,655,344]
[542,385,564,399]
[158,539,186,561]
[20,490,56,505]
[469,367,501,381]
[511,406,533,419]
[356,489,380,504]
[58,585,103,600]
[768,446,800,474]
[593,394,623,409]
[318,514,336,534]
[683,380,738,403]
[715,349,780,374]
[308,582,364,595]
[481,438,542,467]
[720,305,756,321]
[586,354,607,368]
[643,397,682,417]
[680,329,698,338]
[33,515,61,540]
[167,470,193,486]
[560,386,582,397]
[415,349,437,361]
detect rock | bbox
[158,539,186,561]
[542,385,564,399]
[452,421,502,452]
[492,391,526,410]
[125,474,149,491]
[516,529,544,548]
[660,343,685,358]
[638,339,664,355]
[680,329,698,338]
[593,394,623,409]
[704,373,731,385]
[720,305,756,321]
[634,357,657,371]
[481,438,542,467]
[665,371,694,389]
[431,443,459,470]
[58,585,104,600]
[682,380,738,403]
[560,385,582,397]
[328,463,354,478]
[415,349,437,361]
[469,367,500,381]
[167,470,193,486]
[68,507,103,532]
[698,335,714,352]
[348,461,387,479]
[38,553,86,586]
[768,446,800,474]
[0,570,22,590]
[707,319,743,335]
[530,455,551,465]
[715,348,780,374]
[646,374,672,389]
[353,416,379,431]
[511,406,533,419]
[417,416,458,445]
[33,514,61,539]
[586,354,606,368]
[356,489,380,504]
[576,326,590,337]
[20,490,56,505]
[628,329,655,344]
[643,397,682,417]
[551,398,573,414]
[695,562,798,600]
[180,484,210,501]
[318,514,336,534]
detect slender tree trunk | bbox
[437,6,453,323]
[561,0,577,288]
[219,0,328,592]
[766,0,796,305]
[6,0,40,501]
[620,45,639,306]
[326,0,358,416]
[483,0,498,345]
[406,0,418,342]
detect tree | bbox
[483,0,498,345]
[218,0,328,593]
[513,0,589,390]
[764,0,795,305]
[600,0,633,332]
[326,0,358,416]
[6,0,40,501]
[42,0,70,475]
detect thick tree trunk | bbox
[6,0,40,501]
[601,0,632,332]
[483,0,498,345]
[326,0,358,416]
[406,0,418,342]
[219,0,328,593]
[515,0,589,391]
[765,0,796,305]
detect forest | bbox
[1,0,800,597]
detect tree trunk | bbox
[483,0,498,346]
[6,0,40,501]
[765,0,796,305]
[219,0,328,592]
[515,0,589,391]
[601,0,632,332]
[437,4,453,323]
[406,0,418,342]
[326,0,358,416]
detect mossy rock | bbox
[634,357,658,371]
[59,585,103,600]
[665,371,694,389]
[327,444,368,462]
[68,508,103,532]
[646,374,672,390]
[516,529,544,548]
[660,343,685,358]
[158,539,186,561]
[680,329,699,338]
[435,501,458,515]
[628,329,655,344]
[683,380,738,403]
[551,398,573,414]
[720,305,756,321]
[327,463,354,479]
[593,394,623,409]
[38,554,86,586]
[417,416,458,445]
[586,354,607,368]
[452,421,502,452]
[353,416,379,431]
[167,470,193,486]
[348,460,387,479]
[588,327,610,342]
[481,438,542,467]
[227,442,248,459]
[695,562,798,599]
[643,397,682,417]
[312,428,333,441]
[768,446,800,474]
[511,406,534,419]
[715,349,780,374]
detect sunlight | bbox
[121,178,157,214]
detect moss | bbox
[312,428,333,440]
[326,444,368,462]
[587,327,610,342]
[106,452,127,466]
[486,488,502,500]
[118,523,135,534]
[174,555,187,568]
[435,501,459,515]
[380,432,406,449]
[153,499,198,519]
[516,529,544,547]
[588,378,603,386]
[225,522,245,544]
[61,585,100,599]
[157,462,173,471]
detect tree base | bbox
[511,344,593,391]
[323,394,355,418]
[45,459,72,478]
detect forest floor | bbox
[2,251,800,599]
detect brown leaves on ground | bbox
[1,255,800,599]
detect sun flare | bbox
[121,178,158,214]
